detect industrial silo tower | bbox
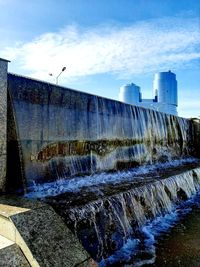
[153,70,178,115]
[119,83,141,105]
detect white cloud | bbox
[2,15,200,81]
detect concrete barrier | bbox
[0,59,9,192]
[0,196,93,267]
[7,72,196,193]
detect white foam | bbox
[98,193,199,267]
[25,157,198,199]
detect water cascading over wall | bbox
[48,167,200,261]
[7,73,196,192]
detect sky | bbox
[0,0,200,118]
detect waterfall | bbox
[35,105,192,180]
[8,73,196,189]
[8,74,200,265]
[47,168,200,261]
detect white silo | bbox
[153,71,178,115]
[119,83,141,105]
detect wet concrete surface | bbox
[44,164,200,264]
[45,162,200,208]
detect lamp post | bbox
[49,66,66,85]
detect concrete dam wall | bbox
[1,59,200,266]
[6,73,196,193]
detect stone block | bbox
[0,196,47,210]
[0,234,14,249]
[0,216,15,242]
[0,155,6,192]
[0,203,30,218]
[0,198,95,266]
[0,141,6,155]
[10,205,90,267]
[0,244,30,267]
[0,59,8,192]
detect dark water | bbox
[152,200,200,267]
[99,194,200,267]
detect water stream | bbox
[39,163,200,266]
[9,74,200,266]
[99,189,200,267]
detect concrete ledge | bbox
[0,234,14,249]
[0,197,94,267]
[0,244,30,267]
[0,215,15,241]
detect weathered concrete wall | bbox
[191,118,200,157]
[7,73,196,192]
[0,59,9,192]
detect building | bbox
[119,71,178,116]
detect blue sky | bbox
[0,0,200,118]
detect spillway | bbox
[0,67,199,266]
[7,73,196,193]
[45,164,200,265]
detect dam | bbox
[0,58,200,266]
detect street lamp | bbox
[49,66,66,85]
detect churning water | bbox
[64,167,200,261]
[28,162,200,266]
[26,157,198,198]
[99,191,200,267]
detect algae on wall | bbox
[191,118,200,157]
